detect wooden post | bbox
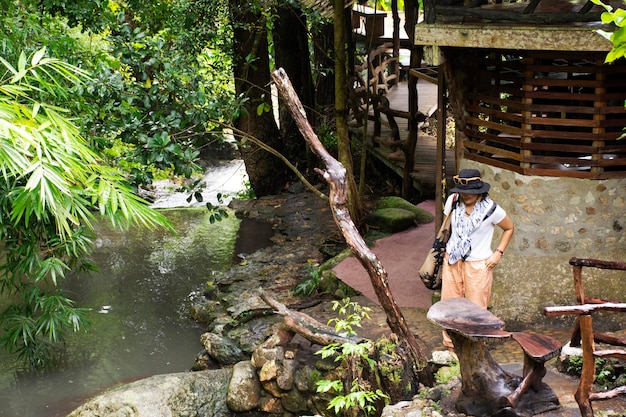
[521,53,533,173]
[390,0,400,87]
[423,0,436,23]
[575,314,596,417]
[435,60,447,228]
[570,264,585,346]
[401,46,423,200]
[592,58,606,177]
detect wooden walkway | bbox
[351,78,456,194]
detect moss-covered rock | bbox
[375,196,433,225]
[366,208,416,232]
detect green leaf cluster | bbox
[3,1,238,189]
[80,6,236,187]
[0,46,171,369]
[564,355,624,390]
[292,263,322,296]
[205,195,230,224]
[315,298,389,416]
[319,380,389,416]
[592,0,626,63]
[592,0,626,139]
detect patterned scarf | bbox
[448,197,494,265]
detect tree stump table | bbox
[427,297,562,417]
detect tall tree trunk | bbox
[228,0,288,196]
[273,3,315,177]
[334,0,363,223]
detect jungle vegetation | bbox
[1,0,623,373]
[0,0,346,369]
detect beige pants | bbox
[440,254,493,349]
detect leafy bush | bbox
[315,299,390,416]
[562,354,624,390]
[292,263,322,296]
[0,47,170,369]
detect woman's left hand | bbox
[486,252,502,270]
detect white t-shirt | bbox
[443,193,507,262]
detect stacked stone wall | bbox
[457,162,626,328]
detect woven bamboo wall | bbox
[462,50,626,179]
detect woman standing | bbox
[441,168,514,351]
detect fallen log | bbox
[260,291,361,348]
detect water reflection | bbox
[0,208,273,417]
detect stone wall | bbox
[457,161,626,329]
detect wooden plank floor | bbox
[351,79,456,194]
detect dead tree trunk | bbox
[271,68,433,384]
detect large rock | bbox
[375,196,434,225]
[226,361,261,412]
[66,369,232,417]
[200,332,245,365]
[367,208,416,232]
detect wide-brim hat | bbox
[450,168,490,194]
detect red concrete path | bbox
[333,200,437,309]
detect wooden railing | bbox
[461,50,626,179]
[352,43,424,143]
[422,0,604,24]
[544,257,626,417]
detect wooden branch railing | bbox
[544,303,626,417]
[545,303,626,316]
[543,257,626,417]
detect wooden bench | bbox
[428,297,562,416]
[544,257,626,417]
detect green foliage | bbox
[321,380,389,416]
[178,178,230,222]
[292,263,322,296]
[205,194,230,224]
[375,0,406,12]
[6,0,237,189]
[563,355,623,390]
[1,3,237,188]
[80,10,236,187]
[592,0,626,140]
[0,47,171,369]
[318,123,339,155]
[359,0,406,11]
[315,299,389,416]
[592,0,626,63]
[374,337,404,385]
[36,0,112,31]
[435,362,460,385]
[234,181,256,200]
[564,353,584,374]
[327,298,372,338]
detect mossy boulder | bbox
[375,196,433,225]
[366,208,416,232]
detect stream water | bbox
[0,161,272,417]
